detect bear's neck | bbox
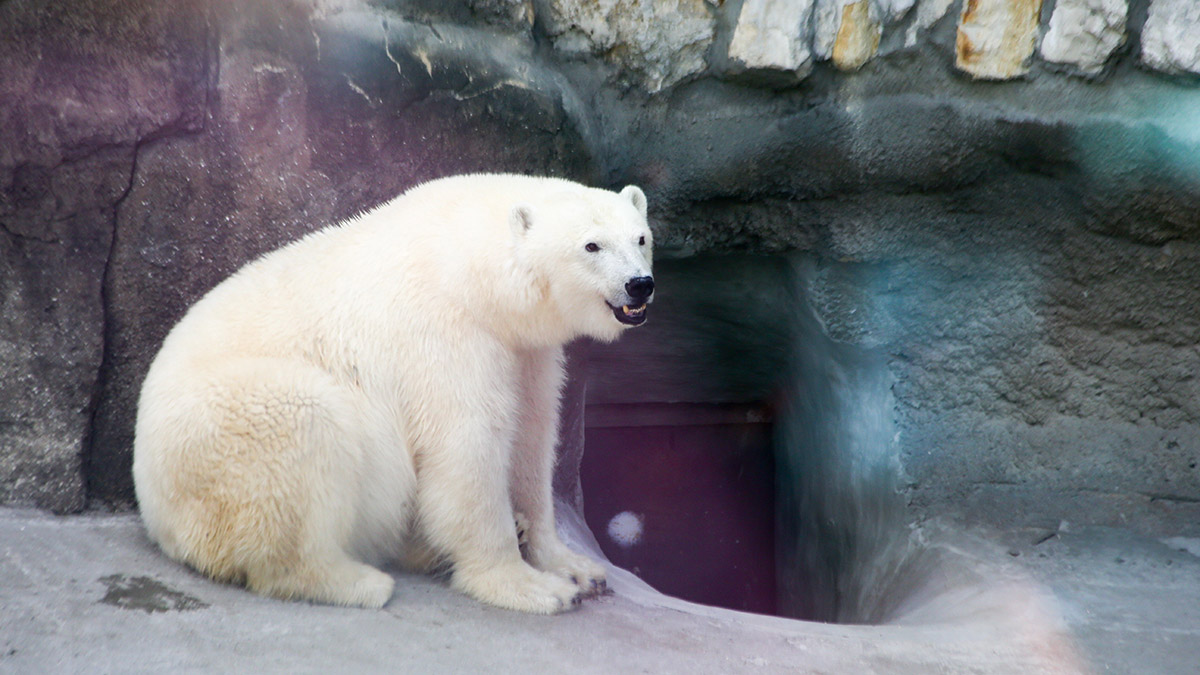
[478,265,573,349]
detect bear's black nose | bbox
[626,276,655,302]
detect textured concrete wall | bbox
[1,0,1198,547]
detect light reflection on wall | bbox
[775,256,906,623]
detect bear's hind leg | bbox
[161,360,400,609]
[246,551,395,609]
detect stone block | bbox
[814,0,882,70]
[1141,0,1200,76]
[1040,0,1127,76]
[955,0,1043,79]
[831,0,882,71]
[727,0,815,79]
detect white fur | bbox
[132,174,654,613]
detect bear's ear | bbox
[509,203,534,239]
[620,185,647,218]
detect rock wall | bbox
[1,0,594,510]
[1,0,1198,547]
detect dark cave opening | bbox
[577,254,906,622]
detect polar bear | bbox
[132,173,654,613]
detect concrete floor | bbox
[1,508,1195,674]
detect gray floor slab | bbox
[2,508,1196,674]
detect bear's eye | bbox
[585,242,600,252]
[638,236,645,246]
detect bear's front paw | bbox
[452,562,583,614]
[535,548,608,598]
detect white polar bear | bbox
[132,174,654,613]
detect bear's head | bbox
[509,183,655,344]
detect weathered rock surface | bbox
[1141,0,1200,76]
[831,0,882,71]
[86,5,594,507]
[878,0,916,22]
[536,0,716,92]
[813,0,882,70]
[955,0,1043,79]
[1040,0,1127,76]
[904,0,956,47]
[0,0,208,512]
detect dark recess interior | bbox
[582,403,777,614]
[579,256,797,617]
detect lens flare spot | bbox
[607,511,644,548]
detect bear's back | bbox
[147,174,586,381]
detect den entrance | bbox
[579,256,795,617]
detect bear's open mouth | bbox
[608,302,648,326]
